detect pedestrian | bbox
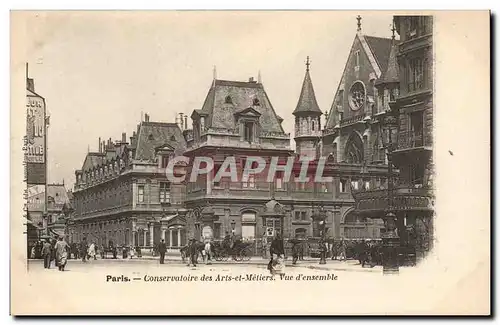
[268,233,285,275]
[129,245,136,259]
[88,242,96,261]
[41,239,52,269]
[158,239,167,264]
[55,236,70,271]
[30,244,36,259]
[187,238,198,267]
[80,237,88,262]
[339,239,347,262]
[204,240,212,265]
[290,237,300,265]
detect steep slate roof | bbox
[199,79,285,134]
[377,39,399,84]
[293,69,322,115]
[28,184,71,210]
[82,153,105,171]
[365,36,400,80]
[134,122,187,160]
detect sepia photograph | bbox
[10,10,490,315]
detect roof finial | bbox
[258,70,262,84]
[391,23,396,40]
[305,56,310,72]
[356,15,362,32]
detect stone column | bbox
[143,230,147,247]
[177,229,182,247]
[333,206,341,239]
[169,229,173,248]
[149,223,154,247]
[132,231,137,246]
[161,229,166,241]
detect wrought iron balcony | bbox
[397,130,431,151]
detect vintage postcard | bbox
[10,10,490,315]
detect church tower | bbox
[293,56,323,158]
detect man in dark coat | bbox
[187,238,198,267]
[289,238,301,265]
[158,239,167,264]
[80,237,88,262]
[267,234,285,271]
[41,239,52,269]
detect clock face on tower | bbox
[348,81,365,111]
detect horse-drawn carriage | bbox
[179,239,254,263]
[211,239,253,261]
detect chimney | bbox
[102,141,106,152]
[249,77,255,83]
[179,113,184,130]
[122,132,126,143]
[99,137,102,153]
[145,114,150,122]
[184,116,188,130]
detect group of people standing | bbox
[39,236,70,271]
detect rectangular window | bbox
[409,164,425,187]
[161,155,169,168]
[214,223,221,239]
[137,185,144,203]
[351,180,359,190]
[159,182,171,203]
[301,211,307,221]
[294,211,301,220]
[364,180,370,190]
[244,122,254,142]
[275,171,284,189]
[408,57,424,92]
[340,179,347,193]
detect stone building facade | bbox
[351,15,434,259]
[69,17,405,249]
[69,115,189,249]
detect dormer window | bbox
[253,98,260,106]
[244,122,254,142]
[225,96,232,104]
[148,134,154,140]
[170,135,176,141]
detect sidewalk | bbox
[40,254,381,273]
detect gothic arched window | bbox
[345,133,364,164]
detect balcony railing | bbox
[397,130,430,150]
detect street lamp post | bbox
[382,109,400,275]
[312,205,327,265]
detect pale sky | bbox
[24,11,395,189]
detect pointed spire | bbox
[258,70,262,84]
[293,57,322,116]
[356,15,362,32]
[377,35,399,85]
